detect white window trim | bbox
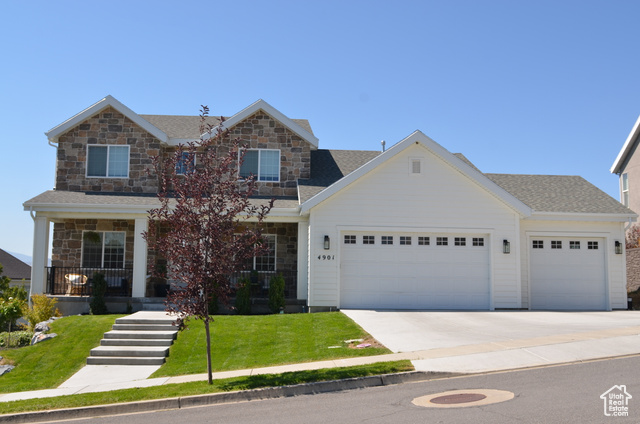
[81,230,126,269]
[247,234,277,272]
[86,145,130,179]
[622,173,629,206]
[238,149,281,182]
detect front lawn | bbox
[154,312,390,377]
[0,315,122,393]
[0,360,414,415]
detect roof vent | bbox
[381,140,386,152]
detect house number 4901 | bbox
[318,255,335,260]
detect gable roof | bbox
[45,95,168,144]
[0,249,31,280]
[140,114,313,142]
[300,130,533,216]
[611,114,640,174]
[485,174,635,215]
[203,99,319,149]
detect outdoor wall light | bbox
[615,240,623,255]
[324,235,330,250]
[503,239,511,254]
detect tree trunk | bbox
[205,318,213,385]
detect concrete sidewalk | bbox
[2,319,640,403]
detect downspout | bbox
[49,138,58,190]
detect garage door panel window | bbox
[473,237,484,247]
[588,241,599,250]
[454,237,466,246]
[570,241,580,250]
[437,237,448,246]
[344,235,356,244]
[533,240,543,249]
[382,236,393,245]
[418,236,430,245]
[400,236,412,245]
[551,241,562,249]
[363,235,375,245]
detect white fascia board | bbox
[611,114,640,174]
[201,99,319,149]
[45,95,168,144]
[24,202,155,215]
[527,211,638,222]
[300,130,532,217]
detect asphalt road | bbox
[50,355,640,424]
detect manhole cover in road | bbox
[413,389,514,409]
[430,393,487,404]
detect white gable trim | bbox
[202,99,319,149]
[611,114,640,174]
[300,130,532,216]
[45,95,168,144]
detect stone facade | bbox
[227,112,311,197]
[55,106,161,193]
[51,219,136,268]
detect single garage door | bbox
[529,237,606,310]
[340,231,490,310]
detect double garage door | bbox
[529,236,606,310]
[340,231,490,310]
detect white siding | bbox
[307,144,522,309]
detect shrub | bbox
[268,273,285,314]
[24,295,61,331]
[234,277,252,315]
[0,331,33,348]
[90,273,108,315]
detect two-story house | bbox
[25,95,635,314]
[611,114,640,293]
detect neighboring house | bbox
[0,248,31,292]
[24,95,636,313]
[611,114,640,214]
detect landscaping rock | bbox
[31,332,57,345]
[34,322,50,333]
[0,365,14,376]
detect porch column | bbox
[132,218,148,297]
[297,221,309,301]
[30,215,50,296]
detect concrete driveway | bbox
[342,310,640,373]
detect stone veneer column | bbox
[132,218,148,297]
[30,215,50,296]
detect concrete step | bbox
[103,330,177,340]
[111,323,176,332]
[86,356,167,366]
[90,346,169,357]
[115,317,176,326]
[100,338,174,347]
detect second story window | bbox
[87,145,129,178]
[622,173,629,206]
[176,152,196,175]
[239,149,280,182]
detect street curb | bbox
[0,371,457,423]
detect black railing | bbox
[46,267,133,297]
[229,270,297,299]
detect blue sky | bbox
[1,0,638,259]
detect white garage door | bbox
[529,237,606,310]
[340,231,490,310]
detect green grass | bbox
[0,315,123,393]
[0,361,414,415]
[154,312,390,377]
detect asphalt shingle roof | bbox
[485,174,634,214]
[140,115,313,140]
[0,249,31,280]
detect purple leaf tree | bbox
[145,107,273,384]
